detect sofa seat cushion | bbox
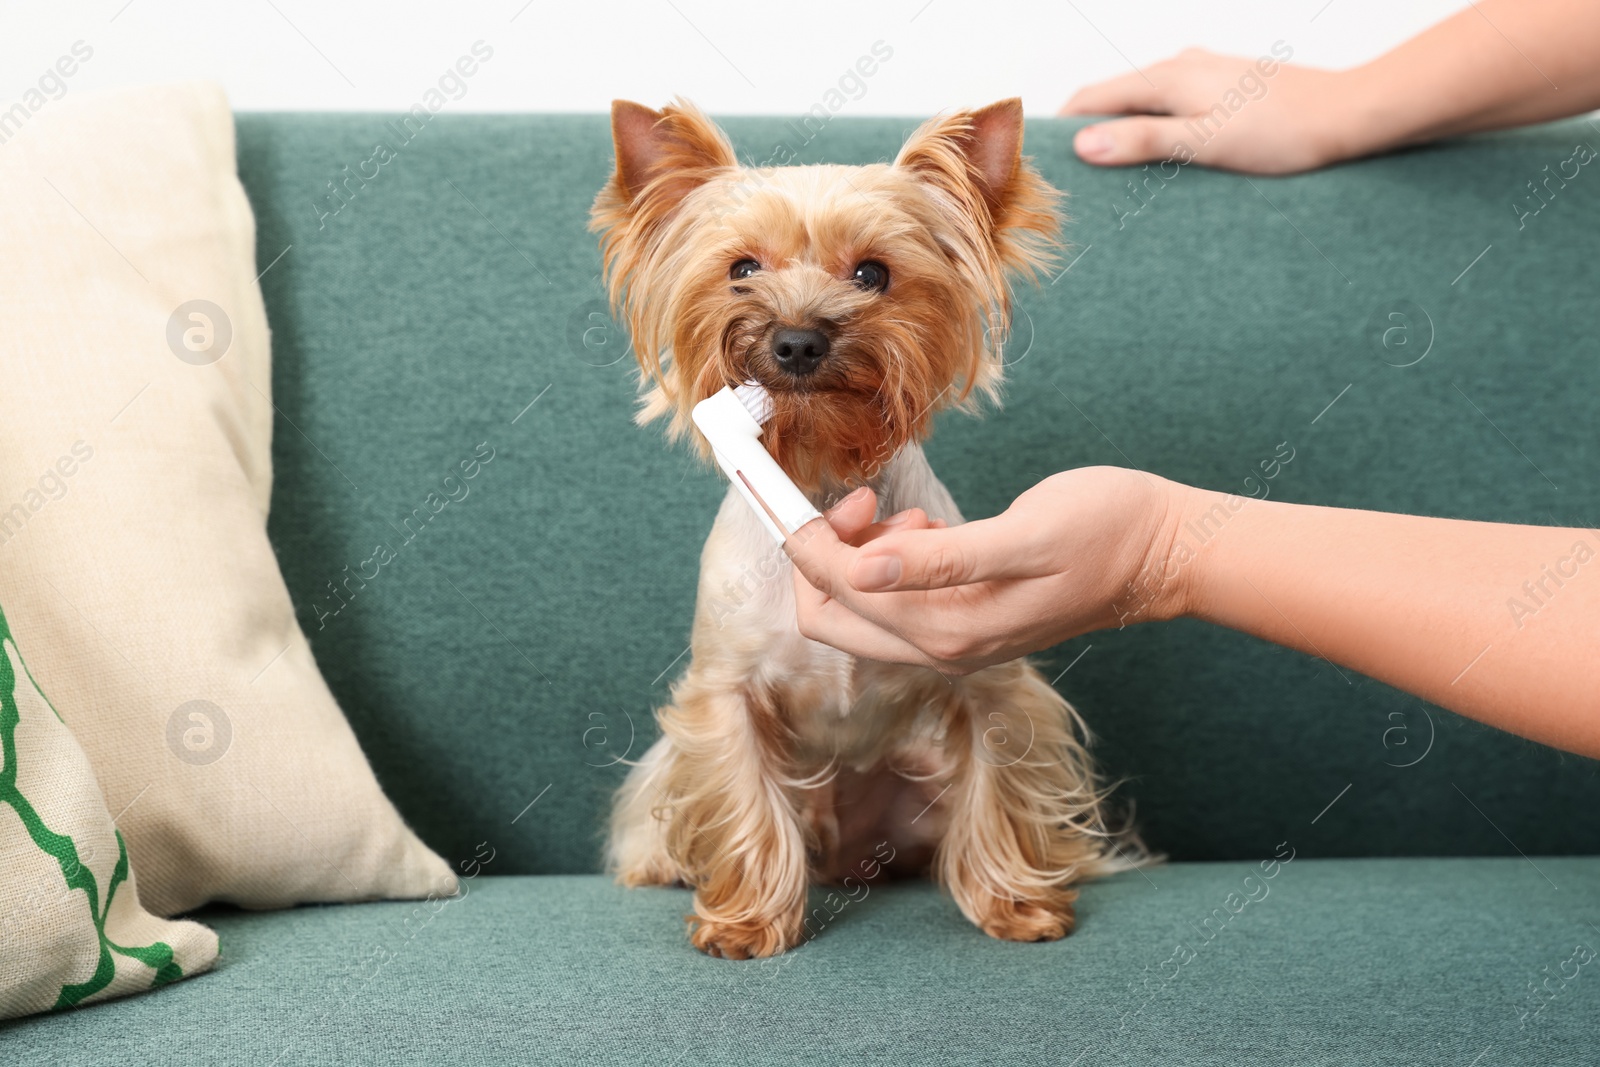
[7,859,1596,1064]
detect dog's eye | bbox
[729,259,760,280]
[852,261,889,292]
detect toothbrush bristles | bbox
[733,381,773,426]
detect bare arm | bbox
[785,470,1600,757]
[1059,0,1600,174]
[1170,487,1600,756]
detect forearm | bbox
[1170,489,1600,756]
[1339,0,1600,157]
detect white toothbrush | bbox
[691,382,822,544]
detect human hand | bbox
[1059,49,1369,175]
[785,467,1188,674]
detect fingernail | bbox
[853,555,902,591]
[1077,127,1112,158]
[882,510,914,526]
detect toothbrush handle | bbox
[692,386,822,546]
[715,449,790,544]
[712,444,822,545]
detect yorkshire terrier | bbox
[592,97,1128,959]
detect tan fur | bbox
[592,97,1137,959]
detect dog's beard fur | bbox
[591,96,1063,489]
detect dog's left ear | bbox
[898,98,1024,215]
[895,98,1061,276]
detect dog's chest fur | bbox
[689,444,963,769]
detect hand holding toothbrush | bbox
[783,468,1178,675]
[784,469,1600,758]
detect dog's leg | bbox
[658,673,808,959]
[608,736,687,886]
[798,775,842,881]
[937,662,1110,942]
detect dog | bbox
[591,97,1129,959]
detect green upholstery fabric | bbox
[6,861,1598,1064]
[234,113,1599,875]
[8,111,1600,1064]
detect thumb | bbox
[1074,116,1191,167]
[848,518,1025,592]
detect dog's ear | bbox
[605,98,737,215]
[591,99,737,437]
[895,98,1062,277]
[898,98,1024,214]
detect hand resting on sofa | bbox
[1060,0,1600,174]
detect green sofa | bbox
[7,111,1599,1064]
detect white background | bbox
[3,1,1466,115]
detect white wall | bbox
[3,0,1465,116]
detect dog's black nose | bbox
[771,328,829,376]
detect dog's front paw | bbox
[615,857,685,888]
[688,915,798,960]
[974,894,1077,943]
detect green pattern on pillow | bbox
[0,604,217,1018]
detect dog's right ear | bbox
[604,98,737,217]
[592,100,737,434]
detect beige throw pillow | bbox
[0,82,455,915]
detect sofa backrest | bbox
[235,113,1600,874]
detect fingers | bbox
[784,515,855,601]
[822,486,938,547]
[786,500,987,671]
[782,488,878,592]
[821,486,879,541]
[788,520,955,672]
[1059,69,1169,117]
[790,569,931,666]
[1073,115,1195,167]
[847,518,1030,592]
[851,507,934,547]
[787,492,938,586]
